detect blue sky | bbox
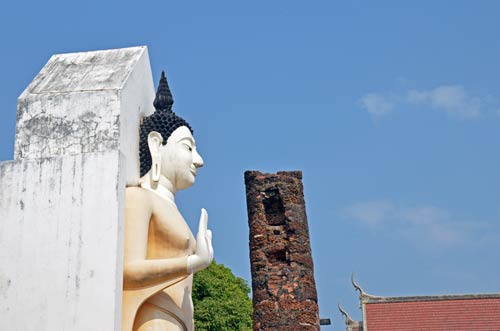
[1,1,499,329]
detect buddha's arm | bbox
[123,257,188,289]
[123,188,188,289]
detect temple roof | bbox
[350,275,500,331]
[364,296,500,331]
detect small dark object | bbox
[320,318,331,325]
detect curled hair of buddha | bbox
[139,71,193,177]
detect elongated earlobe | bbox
[151,154,161,182]
[147,131,163,182]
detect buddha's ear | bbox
[147,131,163,182]
[147,131,163,152]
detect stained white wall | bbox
[0,46,155,330]
[14,46,155,186]
[0,151,125,331]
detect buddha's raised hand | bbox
[187,208,214,273]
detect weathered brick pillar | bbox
[244,170,320,331]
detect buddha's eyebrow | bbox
[177,136,195,145]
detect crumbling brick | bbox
[245,170,320,331]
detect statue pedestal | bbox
[0,47,154,330]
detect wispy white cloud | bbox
[397,205,464,247]
[341,200,495,249]
[407,85,480,119]
[342,200,395,229]
[359,84,492,119]
[358,93,395,118]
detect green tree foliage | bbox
[193,260,253,331]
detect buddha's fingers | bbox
[198,208,208,235]
[207,230,214,260]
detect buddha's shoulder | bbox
[125,186,154,203]
[125,187,178,212]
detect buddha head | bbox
[139,71,204,190]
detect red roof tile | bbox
[365,297,500,331]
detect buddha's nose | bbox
[193,149,204,168]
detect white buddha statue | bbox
[122,72,214,331]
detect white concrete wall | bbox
[120,48,155,185]
[14,46,155,186]
[0,151,125,331]
[0,46,155,330]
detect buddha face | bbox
[147,126,204,190]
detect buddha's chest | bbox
[146,204,195,259]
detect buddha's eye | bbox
[183,143,192,152]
